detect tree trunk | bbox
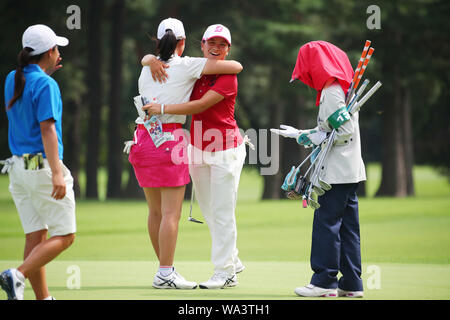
[62,99,82,199]
[376,94,407,196]
[85,0,104,199]
[106,0,125,199]
[261,134,283,199]
[376,65,408,197]
[123,165,144,199]
[262,85,284,199]
[402,87,415,196]
[375,24,416,197]
[357,119,367,197]
[120,39,148,200]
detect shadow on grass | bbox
[48,285,297,299]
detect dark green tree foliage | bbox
[358,0,450,195]
[0,0,448,200]
[405,0,450,177]
[0,0,56,159]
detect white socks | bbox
[159,266,174,277]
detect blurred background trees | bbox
[0,0,448,200]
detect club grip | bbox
[302,199,308,208]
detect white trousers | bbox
[188,143,246,275]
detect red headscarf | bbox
[291,41,354,106]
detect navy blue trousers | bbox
[310,183,363,291]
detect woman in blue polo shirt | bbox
[0,25,76,300]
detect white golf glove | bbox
[297,127,327,148]
[243,135,255,150]
[0,158,14,174]
[271,125,327,148]
[270,125,300,139]
[123,140,136,154]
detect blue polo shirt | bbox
[4,64,64,159]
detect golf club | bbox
[188,185,203,224]
[346,40,371,105]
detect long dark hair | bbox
[7,47,44,110]
[156,29,180,62]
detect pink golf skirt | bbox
[128,123,190,188]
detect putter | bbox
[188,186,203,224]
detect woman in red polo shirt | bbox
[133,18,243,290]
[143,24,246,289]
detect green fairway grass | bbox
[0,260,448,300]
[0,164,449,300]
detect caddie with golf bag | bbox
[271,40,381,298]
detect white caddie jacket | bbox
[316,81,366,184]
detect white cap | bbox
[157,18,186,40]
[202,24,231,45]
[22,24,69,56]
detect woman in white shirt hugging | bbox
[127,18,243,289]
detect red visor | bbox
[291,41,354,106]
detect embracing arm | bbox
[141,54,155,66]
[201,59,243,75]
[141,54,169,83]
[142,54,243,83]
[143,90,224,116]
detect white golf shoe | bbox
[152,269,197,289]
[0,268,25,300]
[199,273,238,289]
[294,284,337,297]
[337,288,364,298]
[235,260,245,274]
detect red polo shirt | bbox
[190,74,243,151]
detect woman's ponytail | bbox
[6,47,34,110]
[156,29,178,62]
